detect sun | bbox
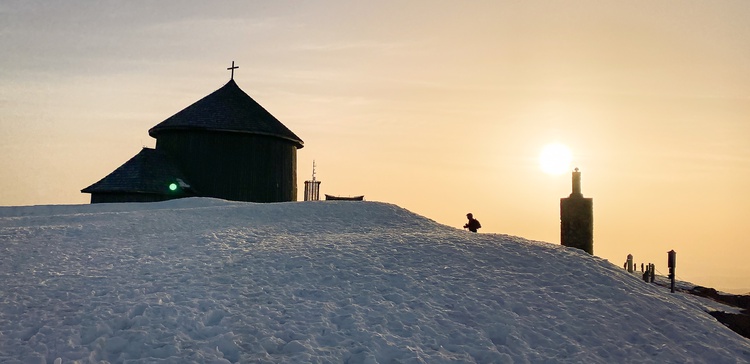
[539,143,573,175]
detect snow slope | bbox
[0,198,748,363]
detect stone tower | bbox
[560,168,593,254]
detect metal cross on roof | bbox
[227,61,239,80]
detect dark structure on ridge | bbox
[303,161,321,201]
[560,168,593,254]
[82,70,303,203]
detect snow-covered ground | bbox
[1,198,748,363]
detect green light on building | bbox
[169,183,178,191]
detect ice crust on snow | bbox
[0,198,748,363]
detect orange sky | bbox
[1,1,749,292]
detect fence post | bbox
[667,250,676,293]
[650,263,655,283]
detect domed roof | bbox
[148,80,303,148]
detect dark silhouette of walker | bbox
[560,168,593,254]
[464,213,481,233]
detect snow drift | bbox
[0,198,748,363]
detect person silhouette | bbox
[463,213,481,233]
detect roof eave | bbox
[149,127,304,149]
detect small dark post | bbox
[650,263,655,283]
[667,250,677,293]
[626,254,633,273]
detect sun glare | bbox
[539,143,573,175]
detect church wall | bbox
[155,130,297,202]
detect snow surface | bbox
[1,198,748,363]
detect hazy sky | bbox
[1,1,748,292]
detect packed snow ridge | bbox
[1,198,748,363]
